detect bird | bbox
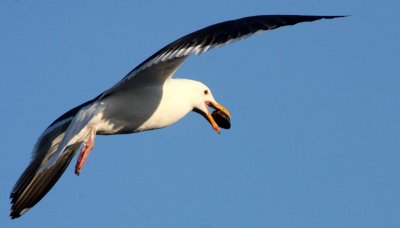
[10,15,344,219]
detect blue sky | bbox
[1,0,399,227]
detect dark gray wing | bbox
[102,15,343,97]
[9,102,89,219]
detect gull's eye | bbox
[204,89,209,95]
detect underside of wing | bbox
[10,116,81,218]
[10,99,103,218]
[10,143,81,219]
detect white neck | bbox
[136,78,198,131]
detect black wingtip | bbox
[10,208,25,219]
[323,15,349,19]
[298,15,348,21]
[10,213,19,219]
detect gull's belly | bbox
[95,86,192,135]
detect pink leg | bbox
[75,128,96,176]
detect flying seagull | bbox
[10,15,343,218]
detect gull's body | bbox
[99,79,208,134]
[10,15,343,218]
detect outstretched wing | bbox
[10,101,106,218]
[102,15,343,97]
[10,111,81,218]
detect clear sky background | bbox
[1,0,399,227]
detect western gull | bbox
[10,15,343,218]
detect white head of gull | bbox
[10,15,344,219]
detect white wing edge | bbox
[40,102,107,170]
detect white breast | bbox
[97,79,196,134]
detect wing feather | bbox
[10,100,105,218]
[102,15,343,98]
[10,116,79,218]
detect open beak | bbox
[205,101,231,134]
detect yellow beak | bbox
[206,101,231,134]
